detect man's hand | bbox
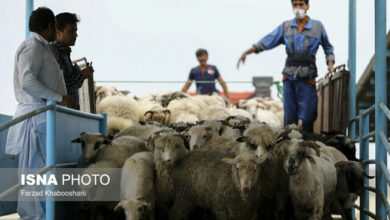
[58,95,75,108]
[237,53,247,70]
[327,61,334,72]
[81,66,94,78]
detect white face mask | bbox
[293,8,306,20]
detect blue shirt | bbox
[254,17,335,80]
[188,65,221,95]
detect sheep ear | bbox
[307,156,316,165]
[179,134,190,150]
[222,157,238,165]
[103,139,111,145]
[71,138,81,143]
[236,136,247,143]
[335,161,350,167]
[114,202,122,212]
[302,141,321,157]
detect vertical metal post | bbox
[99,113,107,136]
[359,110,369,220]
[348,0,357,142]
[375,0,387,218]
[46,100,56,220]
[25,0,34,38]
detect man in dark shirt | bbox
[181,49,231,102]
[50,12,94,110]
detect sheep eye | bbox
[203,135,207,139]
[94,142,101,150]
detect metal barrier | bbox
[349,102,389,220]
[0,101,107,220]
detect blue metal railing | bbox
[0,101,107,220]
[349,102,390,220]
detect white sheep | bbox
[115,152,155,220]
[95,86,124,105]
[97,95,143,129]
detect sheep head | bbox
[144,107,171,125]
[152,132,189,166]
[223,153,262,199]
[242,123,276,159]
[188,124,222,150]
[71,132,111,165]
[281,139,318,175]
[114,196,152,220]
[335,161,374,196]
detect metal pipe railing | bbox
[379,102,390,121]
[0,105,54,133]
[56,105,104,120]
[0,165,52,202]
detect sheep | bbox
[223,115,251,132]
[71,132,147,167]
[193,94,226,107]
[114,123,173,142]
[277,128,355,161]
[106,115,133,137]
[238,98,282,128]
[279,138,337,220]
[97,95,143,129]
[331,160,374,220]
[157,91,189,107]
[95,86,123,104]
[79,160,124,220]
[198,105,230,121]
[242,122,277,160]
[169,122,195,133]
[167,97,202,124]
[115,152,155,220]
[167,150,263,220]
[150,131,189,219]
[144,105,171,125]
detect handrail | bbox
[56,105,104,120]
[379,101,390,121]
[354,205,377,219]
[363,104,376,117]
[0,105,54,132]
[378,190,390,218]
[379,131,390,156]
[363,131,376,140]
[0,165,52,202]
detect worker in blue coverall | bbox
[237,0,335,132]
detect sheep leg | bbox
[167,197,195,220]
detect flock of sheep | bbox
[69,86,371,220]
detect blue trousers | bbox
[283,79,318,132]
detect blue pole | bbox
[25,0,34,38]
[99,113,107,136]
[375,0,387,218]
[348,0,357,142]
[46,100,56,220]
[359,110,369,220]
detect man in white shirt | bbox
[6,7,74,219]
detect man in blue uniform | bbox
[181,49,231,102]
[237,0,335,132]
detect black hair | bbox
[55,12,79,32]
[196,49,208,57]
[291,0,309,4]
[29,7,55,33]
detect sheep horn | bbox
[361,160,376,166]
[163,109,171,115]
[302,141,321,157]
[364,172,375,179]
[71,138,81,143]
[144,111,155,117]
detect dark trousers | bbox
[283,79,318,132]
